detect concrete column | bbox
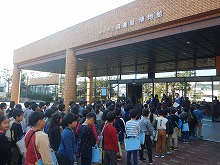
[216,56,220,76]
[64,49,77,113]
[11,64,21,104]
[86,76,93,104]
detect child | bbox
[188,106,197,139]
[115,108,125,143]
[164,109,173,155]
[58,103,66,118]
[194,104,203,139]
[95,104,103,134]
[48,113,62,152]
[180,107,190,143]
[168,108,181,151]
[23,101,31,133]
[103,111,119,165]
[0,103,7,116]
[10,109,24,165]
[0,116,10,165]
[155,110,168,158]
[80,112,96,165]
[139,108,153,164]
[44,108,56,134]
[76,109,99,142]
[24,111,53,165]
[125,109,140,165]
[56,113,78,165]
[123,105,131,123]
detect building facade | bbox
[12,0,220,112]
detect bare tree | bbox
[0,68,12,97]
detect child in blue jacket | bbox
[56,113,78,165]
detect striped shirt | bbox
[125,120,140,137]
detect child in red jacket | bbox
[103,111,119,165]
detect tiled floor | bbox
[93,116,220,165]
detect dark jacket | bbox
[48,125,61,151]
[57,127,75,165]
[168,115,180,128]
[10,122,24,148]
[0,132,11,165]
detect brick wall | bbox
[14,0,220,64]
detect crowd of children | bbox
[0,93,204,165]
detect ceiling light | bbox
[187,41,190,44]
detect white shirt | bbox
[156,116,168,130]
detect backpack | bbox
[169,115,179,128]
[166,118,174,134]
[188,112,197,125]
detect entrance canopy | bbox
[76,24,220,77]
[19,22,220,77]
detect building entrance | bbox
[127,84,142,104]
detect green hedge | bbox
[26,93,53,101]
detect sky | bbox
[0,0,134,71]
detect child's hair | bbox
[142,108,149,116]
[115,108,121,117]
[95,104,102,114]
[39,102,45,108]
[45,101,50,107]
[58,103,65,112]
[24,102,31,108]
[45,108,56,118]
[12,109,24,119]
[86,104,93,112]
[79,100,85,106]
[170,108,176,114]
[49,113,62,132]
[69,101,75,107]
[31,104,39,111]
[63,113,77,127]
[149,107,156,123]
[107,111,116,122]
[158,110,164,116]
[10,101,15,109]
[124,105,130,112]
[29,111,45,127]
[0,103,7,109]
[86,112,96,120]
[82,109,90,117]
[15,104,22,110]
[51,106,58,112]
[107,105,114,112]
[195,104,200,109]
[71,106,79,115]
[0,116,7,125]
[129,109,138,118]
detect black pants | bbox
[11,147,22,165]
[139,135,153,163]
[103,149,117,165]
[81,149,92,165]
[56,153,70,165]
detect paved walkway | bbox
[114,139,220,165]
[202,115,220,142]
[93,116,220,165]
